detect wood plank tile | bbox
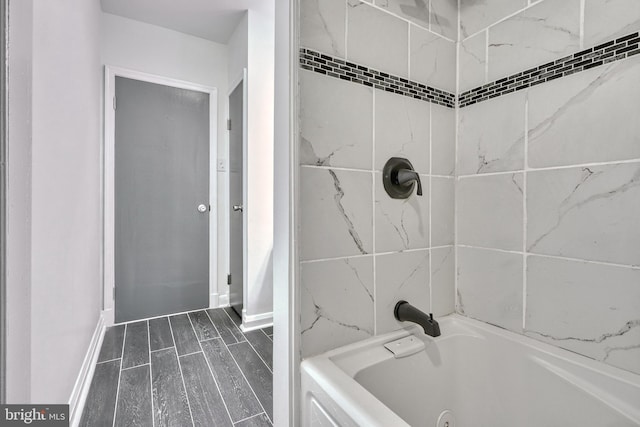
[244,330,272,371]
[114,364,153,427]
[79,360,120,427]
[235,413,272,427]
[122,321,149,369]
[150,348,193,427]
[200,338,261,422]
[228,342,273,421]
[149,317,174,351]
[262,327,273,337]
[179,352,232,427]
[206,309,245,345]
[188,310,220,341]
[169,314,201,356]
[97,324,125,362]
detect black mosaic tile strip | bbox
[299,48,456,108]
[459,31,640,108]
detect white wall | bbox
[228,13,248,87]
[29,0,103,402]
[100,13,230,301]
[244,6,275,321]
[5,0,33,404]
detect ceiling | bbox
[100,0,269,44]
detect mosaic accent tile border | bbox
[299,48,456,108]
[459,31,640,108]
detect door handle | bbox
[197,204,208,213]
[233,205,243,212]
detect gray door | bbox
[228,82,244,316]
[115,76,210,323]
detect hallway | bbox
[80,308,273,426]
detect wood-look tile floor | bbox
[80,307,273,427]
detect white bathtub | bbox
[301,314,640,427]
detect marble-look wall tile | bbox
[301,167,373,261]
[374,0,429,29]
[375,173,429,253]
[374,90,430,174]
[459,0,527,40]
[300,70,373,170]
[459,31,486,93]
[431,177,454,247]
[457,247,523,332]
[458,91,525,175]
[375,250,430,334]
[430,0,458,41]
[347,1,409,78]
[301,256,375,357]
[431,246,455,317]
[584,0,640,47]
[527,163,640,267]
[431,104,455,176]
[528,57,640,169]
[526,256,640,375]
[457,173,523,251]
[410,25,456,93]
[300,0,346,57]
[487,0,581,81]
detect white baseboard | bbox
[210,293,229,308]
[69,313,106,427]
[240,310,273,332]
[218,293,229,307]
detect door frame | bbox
[103,66,218,326]
[227,69,248,322]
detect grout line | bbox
[167,317,196,427]
[121,363,150,372]
[458,245,640,270]
[226,340,272,424]
[233,412,267,426]
[203,309,225,340]
[188,313,236,425]
[454,0,460,317]
[579,0,585,50]
[243,333,273,374]
[344,0,349,60]
[177,350,204,358]
[150,345,175,353]
[111,324,127,427]
[522,96,529,331]
[96,357,121,365]
[457,158,640,178]
[528,252,640,271]
[372,88,377,335]
[221,306,246,336]
[147,320,155,427]
[428,103,433,314]
[407,22,412,80]
[300,247,442,264]
[485,29,489,84]
[112,307,213,327]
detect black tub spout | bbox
[394,301,441,337]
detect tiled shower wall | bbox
[456,0,640,375]
[299,0,457,357]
